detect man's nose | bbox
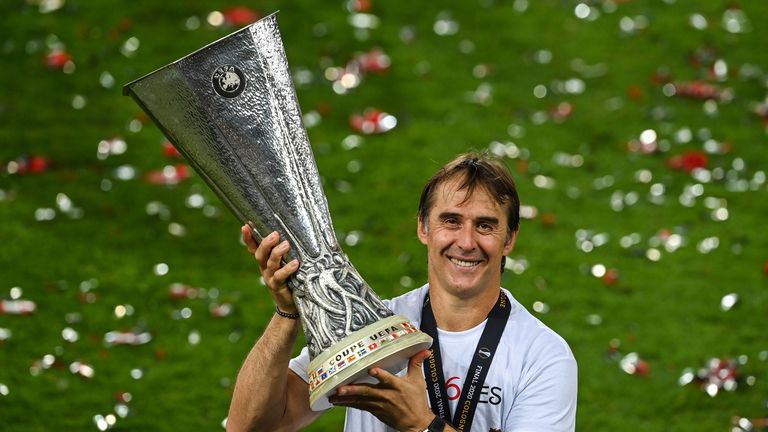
[455,223,477,250]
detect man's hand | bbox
[241,225,300,314]
[328,349,436,432]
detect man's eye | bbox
[478,223,494,232]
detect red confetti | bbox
[671,81,732,101]
[162,141,182,158]
[45,50,72,69]
[348,0,373,12]
[633,359,650,376]
[683,358,741,396]
[223,6,262,26]
[3,155,51,175]
[667,151,708,172]
[28,156,50,173]
[349,108,397,134]
[602,268,620,286]
[144,164,191,185]
[355,48,391,74]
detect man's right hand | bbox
[241,225,300,314]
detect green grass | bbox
[2,0,768,430]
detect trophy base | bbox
[307,314,433,411]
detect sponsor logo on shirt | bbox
[445,376,503,405]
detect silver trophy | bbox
[123,12,432,410]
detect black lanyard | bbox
[420,291,511,431]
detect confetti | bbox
[4,2,768,430]
[0,300,37,315]
[619,352,650,377]
[349,108,397,134]
[70,361,95,379]
[104,330,152,346]
[144,164,191,185]
[667,151,709,172]
[2,155,50,175]
[679,357,745,396]
[222,6,262,26]
[44,49,73,70]
[210,303,233,317]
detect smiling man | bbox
[227,152,577,432]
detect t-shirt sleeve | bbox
[288,346,336,412]
[505,354,578,432]
[288,346,311,383]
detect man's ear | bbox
[503,229,518,255]
[417,218,428,245]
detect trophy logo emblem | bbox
[212,64,246,98]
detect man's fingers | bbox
[406,349,432,379]
[253,232,279,268]
[368,366,399,387]
[241,225,258,252]
[334,383,378,398]
[329,396,381,413]
[266,240,290,271]
[272,259,300,283]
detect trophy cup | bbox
[123,12,432,410]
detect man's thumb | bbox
[407,349,432,377]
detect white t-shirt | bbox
[289,285,577,432]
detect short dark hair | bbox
[418,152,520,235]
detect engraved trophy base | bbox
[307,315,433,411]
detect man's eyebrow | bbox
[437,212,462,220]
[437,212,500,225]
[476,216,500,225]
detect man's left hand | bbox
[329,349,435,432]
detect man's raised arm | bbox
[226,227,321,432]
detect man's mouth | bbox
[449,257,482,268]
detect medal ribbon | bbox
[420,291,510,431]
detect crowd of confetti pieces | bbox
[2,1,767,430]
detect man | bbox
[227,152,577,432]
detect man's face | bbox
[417,178,516,300]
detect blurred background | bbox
[1,0,767,430]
